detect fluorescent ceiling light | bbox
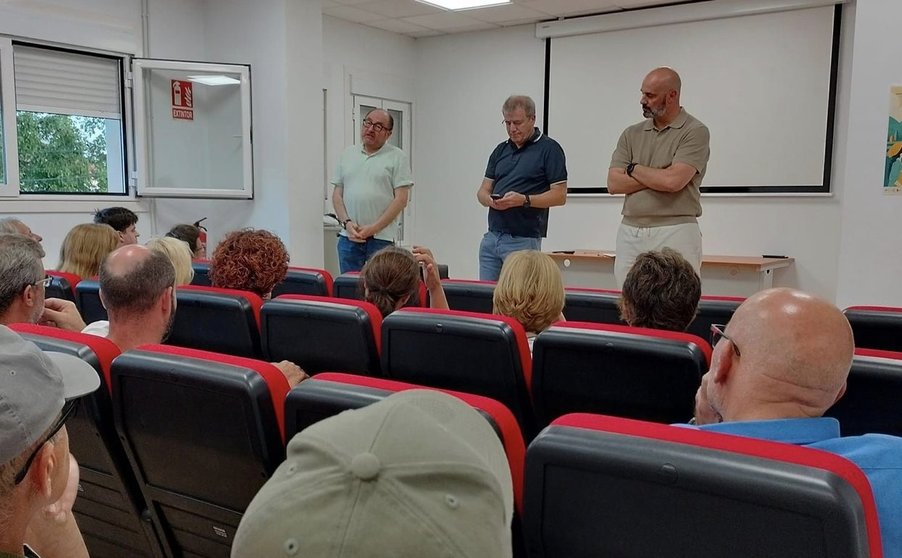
[416,0,510,10]
[187,75,240,86]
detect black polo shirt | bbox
[485,128,567,238]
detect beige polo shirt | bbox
[610,108,710,227]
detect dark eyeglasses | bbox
[14,399,78,485]
[362,119,391,132]
[710,323,741,357]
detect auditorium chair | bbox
[562,287,624,325]
[261,294,382,376]
[332,271,363,300]
[46,269,80,302]
[285,372,529,556]
[531,322,710,427]
[843,305,902,352]
[111,345,290,557]
[380,307,536,437]
[524,413,883,558]
[825,348,902,437]
[441,278,496,314]
[686,294,744,341]
[270,266,334,298]
[167,284,263,358]
[190,259,212,286]
[75,279,107,323]
[10,324,164,557]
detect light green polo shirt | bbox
[610,108,710,227]
[331,142,413,242]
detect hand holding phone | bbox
[490,193,503,200]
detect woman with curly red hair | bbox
[209,229,289,299]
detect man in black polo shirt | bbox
[476,95,568,281]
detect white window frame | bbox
[131,58,253,199]
[0,37,19,197]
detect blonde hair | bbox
[146,236,195,286]
[493,250,565,334]
[57,223,119,279]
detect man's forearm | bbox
[607,169,646,194]
[527,184,567,208]
[366,191,409,234]
[629,165,691,193]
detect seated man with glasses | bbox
[0,325,100,558]
[476,94,568,281]
[331,108,413,273]
[693,288,902,556]
[0,234,85,332]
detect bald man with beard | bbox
[693,288,902,555]
[92,245,307,386]
[607,67,710,287]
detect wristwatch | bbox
[626,162,637,177]
[342,218,352,229]
[523,194,531,208]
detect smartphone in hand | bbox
[490,193,503,200]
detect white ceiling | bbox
[322,0,706,38]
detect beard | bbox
[642,103,665,119]
[160,307,176,343]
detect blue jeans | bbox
[478,231,542,281]
[338,236,394,273]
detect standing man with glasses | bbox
[331,108,413,273]
[607,67,710,288]
[0,325,100,558]
[477,95,568,281]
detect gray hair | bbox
[0,218,25,235]
[0,234,45,315]
[502,95,536,118]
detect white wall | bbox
[412,25,545,280]
[835,0,902,308]
[412,17,850,300]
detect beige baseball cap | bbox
[231,389,513,557]
[0,325,100,464]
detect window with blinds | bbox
[13,44,125,194]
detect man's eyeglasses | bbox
[23,276,52,291]
[14,400,78,485]
[362,119,391,133]
[710,323,741,357]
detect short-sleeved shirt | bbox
[610,108,710,227]
[331,142,413,242]
[485,128,567,238]
[696,417,902,557]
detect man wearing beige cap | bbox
[232,389,514,557]
[0,326,100,558]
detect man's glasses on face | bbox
[362,119,391,133]
[14,399,78,485]
[710,323,741,357]
[24,275,52,291]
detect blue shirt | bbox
[699,418,902,556]
[484,128,567,238]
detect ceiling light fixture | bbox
[187,75,241,86]
[416,0,511,10]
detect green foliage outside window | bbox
[16,112,109,193]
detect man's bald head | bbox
[100,244,175,316]
[644,67,681,94]
[709,288,854,421]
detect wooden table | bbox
[546,250,794,297]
